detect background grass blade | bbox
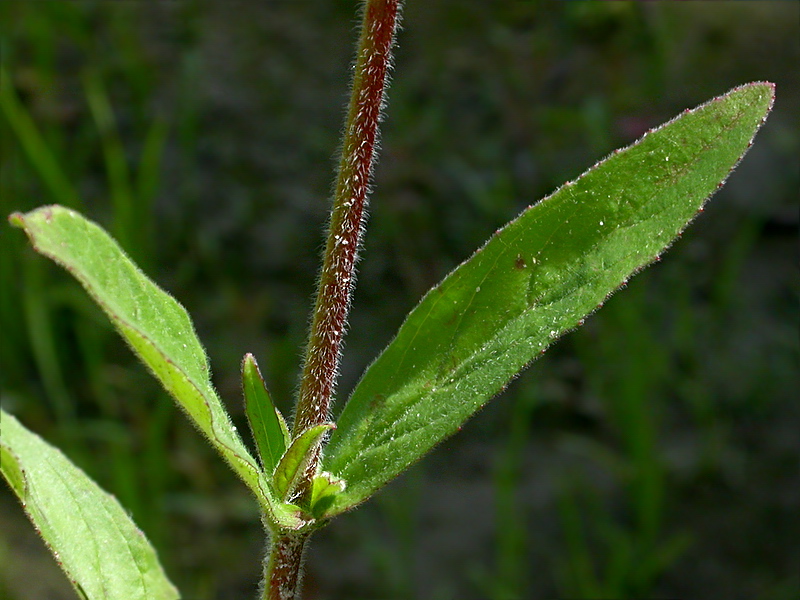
[0,410,179,600]
[8,206,263,496]
[0,65,80,209]
[322,82,775,515]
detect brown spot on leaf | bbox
[514,254,527,270]
[369,394,385,410]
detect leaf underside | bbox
[322,82,774,516]
[0,410,179,600]
[8,205,263,499]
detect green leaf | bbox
[310,472,346,520]
[323,82,774,514]
[8,206,263,498]
[273,423,335,502]
[0,410,179,600]
[242,352,290,474]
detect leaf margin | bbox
[322,81,776,515]
[0,409,180,600]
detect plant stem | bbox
[261,532,310,600]
[294,0,401,443]
[261,2,401,599]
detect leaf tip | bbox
[734,80,776,114]
[242,353,266,387]
[242,352,257,373]
[8,212,25,228]
[761,80,777,111]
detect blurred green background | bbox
[0,1,797,599]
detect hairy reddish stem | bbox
[262,3,402,599]
[294,0,401,437]
[262,533,310,600]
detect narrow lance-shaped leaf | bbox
[8,206,262,497]
[0,410,179,600]
[242,352,290,474]
[273,423,335,502]
[323,82,775,515]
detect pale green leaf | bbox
[323,82,774,514]
[0,410,179,600]
[8,206,262,497]
[273,423,335,501]
[310,472,346,519]
[242,353,289,474]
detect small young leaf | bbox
[8,206,263,498]
[0,410,179,600]
[266,496,312,532]
[310,472,346,519]
[242,352,290,474]
[273,423,335,502]
[323,82,774,514]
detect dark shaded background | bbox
[1,2,797,599]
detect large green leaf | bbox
[0,410,179,600]
[8,206,262,497]
[323,82,774,515]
